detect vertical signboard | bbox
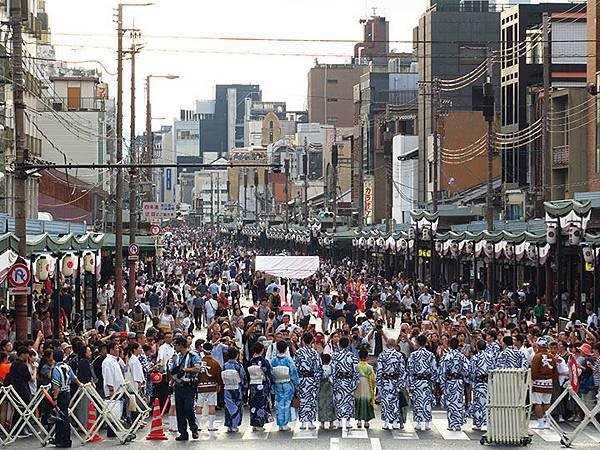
[364,175,374,225]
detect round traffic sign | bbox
[128,243,140,256]
[8,263,31,288]
[150,224,161,236]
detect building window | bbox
[326,117,337,126]
[327,98,338,103]
[327,79,338,84]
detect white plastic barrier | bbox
[545,385,600,447]
[0,382,150,446]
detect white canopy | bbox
[255,256,319,279]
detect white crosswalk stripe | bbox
[242,422,273,440]
[330,437,340,450]
[391,420,419,440]
[292,421,319,439]
[431,419,470,440]
[529,421,561,442]
[370,437,382,450]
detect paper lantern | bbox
[83,251,95,272]
[61,254,76,277]
[36,255,50,281]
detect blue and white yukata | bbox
[486,341,501,360]
[438,349,470,429]
[294,345,323,425]
[331,348,359,421]
[495,347,529,370]
[468,350,494,429]
[376,348,406,427]
[271,354,299,428]
[407,347,437,425]
[222,359,247,431]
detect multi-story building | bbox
[227,147,268,217]
[587,0,600,192]
[500,1,586,198]
[415,0,502,209]
[244,101,296,146]
[354,55,418,223]
[36,70,113,190]
[150,125,175,203]
[194,157,229,223]
[1,0,53,219]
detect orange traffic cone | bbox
[146,399,168,440]
[86,403,103,443]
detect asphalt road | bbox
[9,408,600,449]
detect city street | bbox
[12,410,600,449]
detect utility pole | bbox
[254,170,259,225]
[114,4,125,311]
[332,143,338,231]
[303,137,309,227]
[542,13,551,203]
[128,36,140,305]
[145,75,153,202]
[11,1,27,340]
[432,78,440,213]
[483,52,496,304]
[210,172,215,226]
[284,159,290,230]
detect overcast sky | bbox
[44,0,424,132]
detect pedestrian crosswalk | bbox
[158,414,600,445]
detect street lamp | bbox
[145,74,180,202]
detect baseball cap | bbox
[578,343,593,356]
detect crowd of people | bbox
[0,225,599,446]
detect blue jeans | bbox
[174,385,198,437]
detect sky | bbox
[44,0,425,132]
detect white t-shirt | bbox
[418,293,432,305]
[102,354,125,397]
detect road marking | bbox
[370,437,382,450]
[529,422,561,442]
[432,419,470,440]
[292,422,319,439]
[242,422,273,440]
[391,421,419,440]
[341,427,369,439]
[330,437,340,450]
[583,428,600,443]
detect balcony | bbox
[552,145,569,169]
[47,97,106,112]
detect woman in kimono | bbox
[318,353,337,428]
[222,347,247,432]
[248,342,274,431]
[271,340,299,431]
[354,348,376,428]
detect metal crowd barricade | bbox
[545,385,600,447]
[64,382,150,445]
[1,382,150,447]
[0,385,52,447]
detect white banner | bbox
[255,256,320,279]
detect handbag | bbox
[292,390,301,408]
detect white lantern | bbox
[465,241,474,255]
[400,239,408,250]
[450,241,459,255]
[583,247,595,264]
[83,251,95,272]
[505,244,514,260]
[569,226,582,246]
[546,225,558,245]
[61,254,76,278]
[36,255,50,281]
[527,244,538,261]
[435,241,443,253]
[408,227,416,240]
[484,242,494,257]
[376,237,385,248]
[422,227,431,241]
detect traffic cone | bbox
[146,398,168,440]
[87,403,103,443]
